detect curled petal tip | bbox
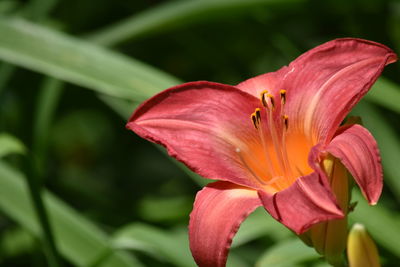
[258,172,344,235]
[327,124,383,206]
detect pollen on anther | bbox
[260,90,269,107]
[251,108,262,129]
[283,114,289,130]
[251,113,258,129]
[255,108,261,121]
[280,90,287,104]
[267,94,275,109]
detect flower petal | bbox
[258,146,344,234]
[236,71,281,98]
[189,181,261,267]
[327,124,383,205]
[237,38,397,144]
[127,81,264,189]
[281,38,396,144]
[258,173,343,234]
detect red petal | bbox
[282,38,396,144]
[327,124,383,204]
[258,147,344,234]
[237,38,397,145]
[127,81,264,189]
[189,181,261,267]
[258,173,343,235]
[236,71,281,98]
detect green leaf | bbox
[366,78,400,114]
[0,133,26,157]
[0,17,180,101]
[138,195,192,222]
[350,190,400,257]
[112,223,196,267]
[256,238,319,267]
[0,0,19,15]
[88,0,304,46]
[0,227,35,260]
[0,160,143,267]
[232,207,290,248]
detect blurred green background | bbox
[0,0,399,266]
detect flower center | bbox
[236,90,312,191]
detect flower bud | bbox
[302,155,349,265]
[347,223,380,267]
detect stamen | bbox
[236,148,266,185]
[282,114,289,130]
[251,107,277,178]
[251,113,258,129]
[255,108,261,122]
[280,114,294,180]
[267,93,275,110]
[266,107,285,174]
[280,89,287,105]
[260,90,269,107]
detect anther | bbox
[255,108,261,122]
[267,94,275,109]
[280,90,286,105]
[251,113,258,129]
[260,90,269,107]
[283,115,289,130]
[251,108,262,129]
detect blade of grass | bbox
[28,77,63,266]
[0,133,26,157]
[232,207,290,248]
[0,227,35,260]
[256,238,319,267]
[20,0,58,20]
[0,62,15,95]
[112,223,195,267]
[0,17,180,101]
[32,78,63,178]
[23,153,60,267]
[2,2,63,266]
[366,78,400,114]
[0,160,143,267]
[87,0,303,46]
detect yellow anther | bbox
[260,90,269,107]
[283,114,289,130]
[280,90,287,104]
[267,94,275,109]
[251,108,262,129]
[255,108,261,122]
[251,113,258,129]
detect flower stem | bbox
[24,154,60,267]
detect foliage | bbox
[0,0,399,266]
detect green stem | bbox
[30,77,63,266]
[24,154,60,267]
[33,78,63,178]
[0,62,15,95]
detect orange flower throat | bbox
[237,90,313,192]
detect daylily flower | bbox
[127,38,396,267]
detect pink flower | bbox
[126,38,396,267]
